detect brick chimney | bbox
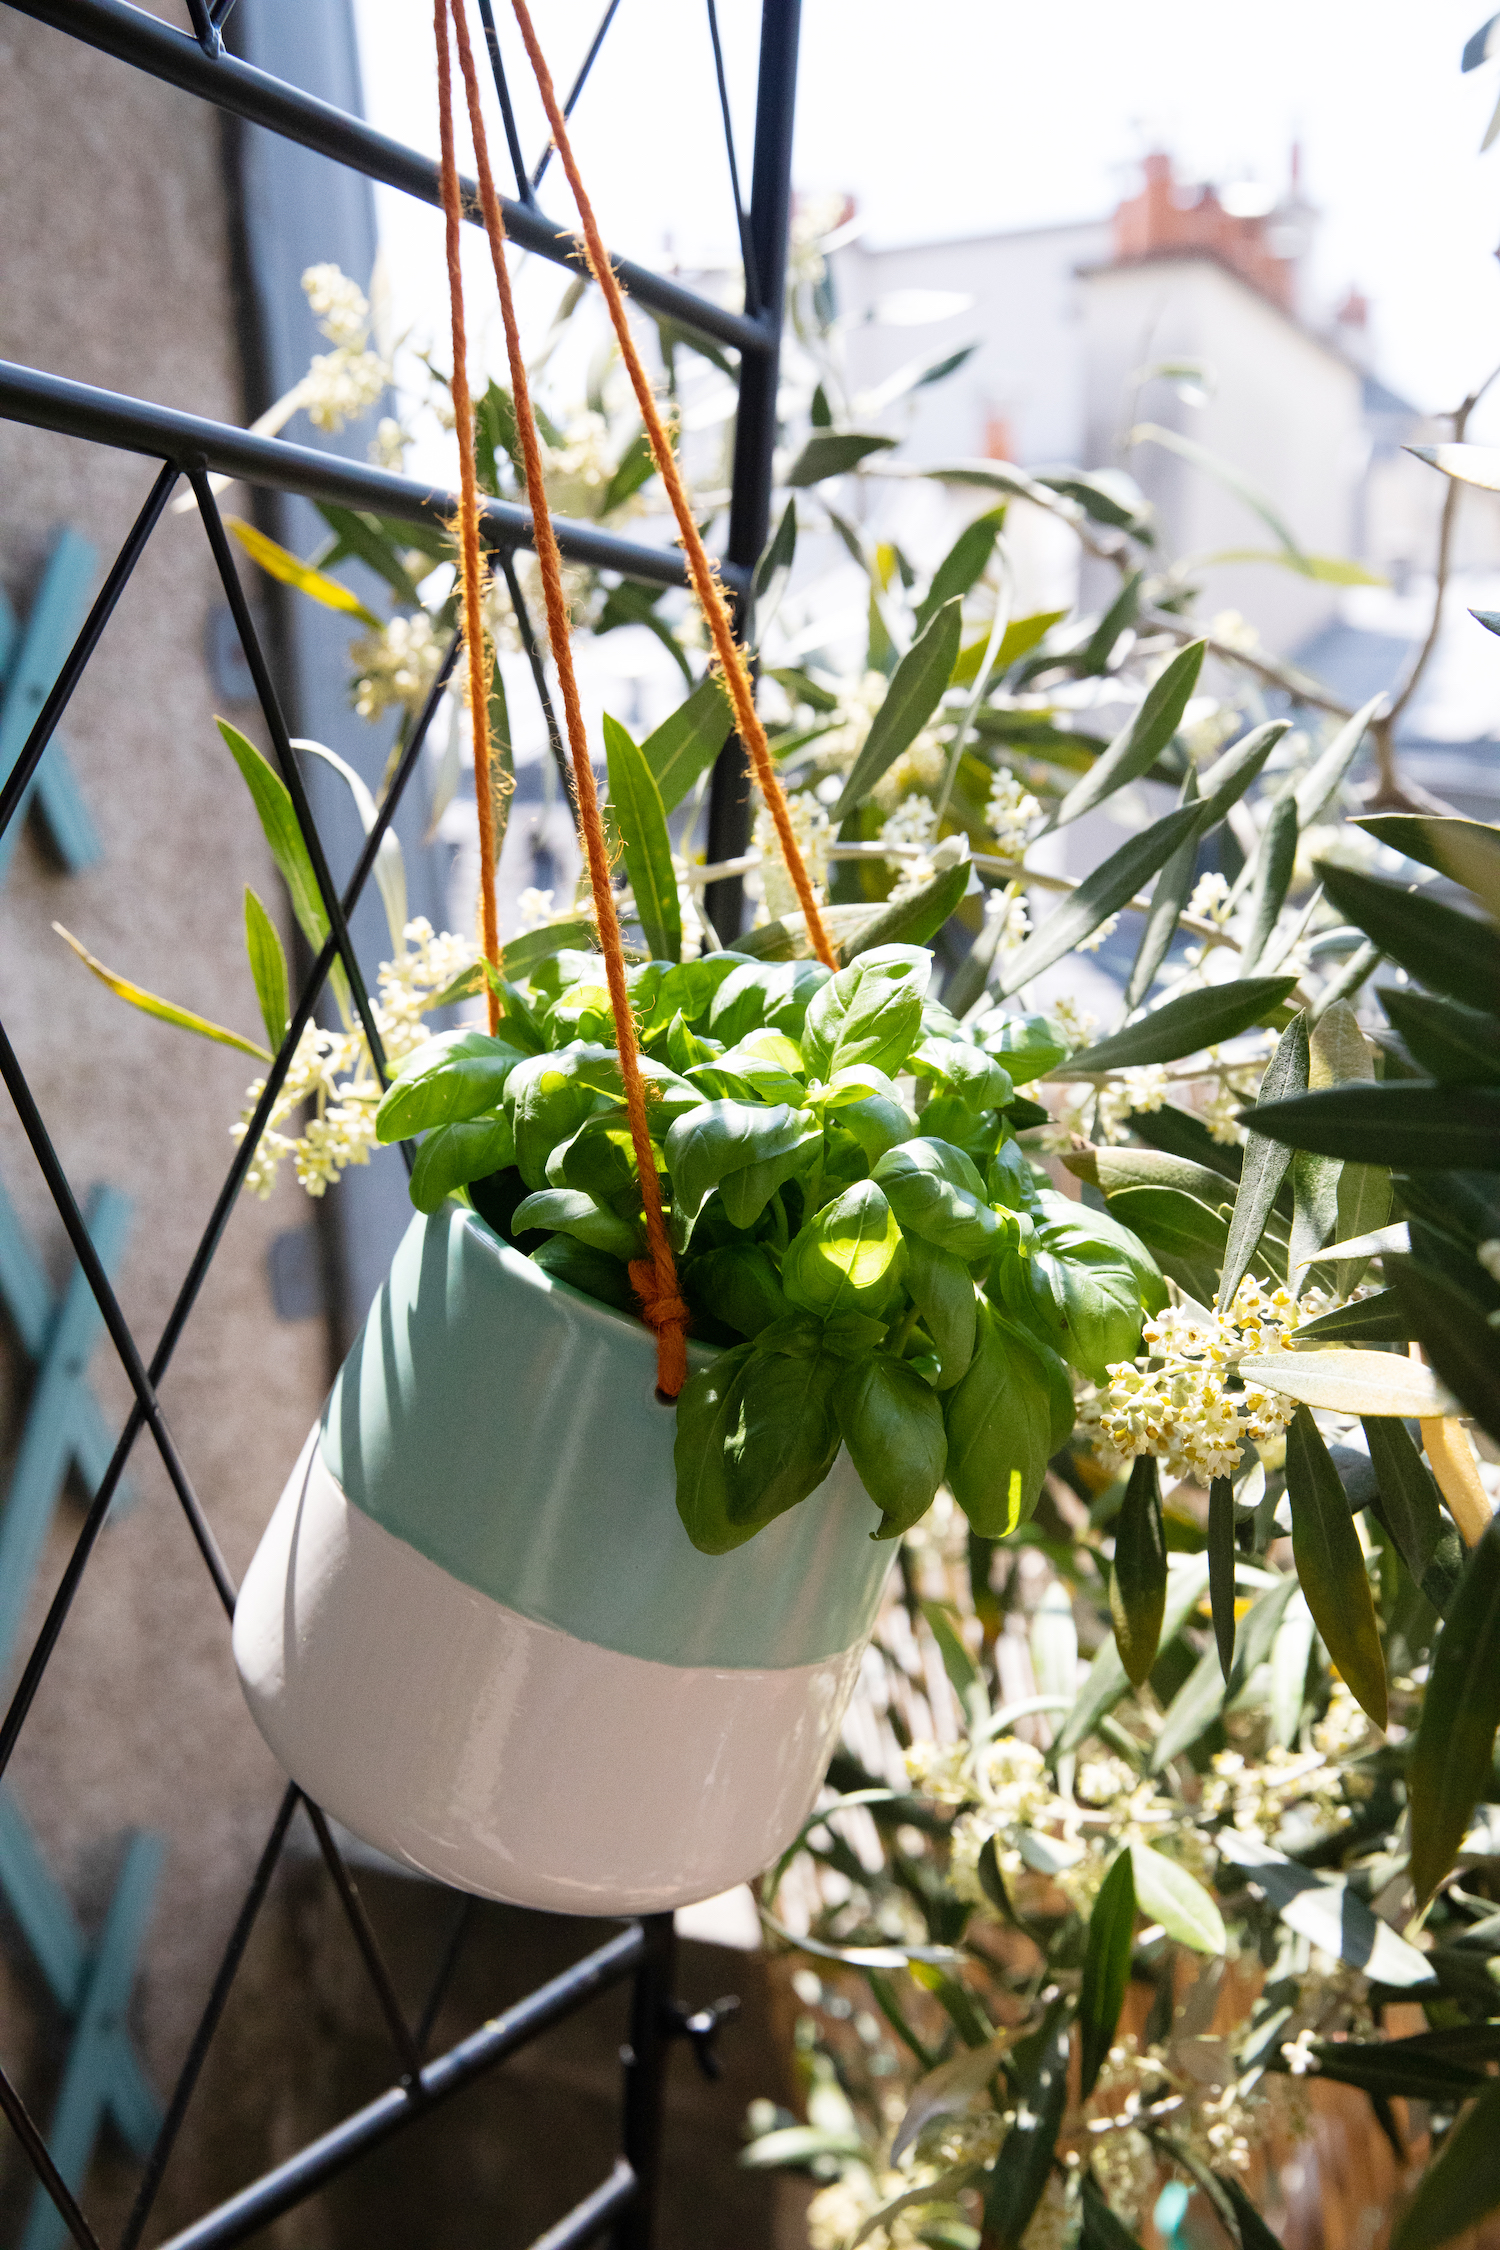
[1110,150,1298,313]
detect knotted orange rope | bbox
[505,0,837,975]
[439,0,690,1394]
[434,0,502,1033]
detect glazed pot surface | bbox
[233,1207,895,1910]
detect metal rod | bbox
[704,0,801,941]
[0,363,706,592]
[151,1926,647,2250]
[413,1895,476,2059]
[705,0,760,314]
[5,0,769,360]
[475,0,535,204]
[300,1801,425,2083]
[0,461,178,848]
[531,0,623,192]
[499,548,575,807]
[0,2061,103,2250]
[533,2161,636,2250]
[611,1915,676,2250]
[118,1788,301,2250]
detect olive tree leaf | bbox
[604,713,681,965]
[1363,1416,1445,1590]
[226,515,381,625]
[1150,1574,1298,1772]
[1241,1084,1500,1170]
[785,429,897,487]
[1215,1829,1430,1985]
[1241,1349,1452,1418]
[1219,1012,1309,1307]
[832,598,964,818]
[1208,1476,1236,1682]
[1057,978,1297,1077]
[1054,638,1205,827]
[1391,2079,1500,2250]
[1054,1556,1211,1756]
[53,923,270,1061]
[1390,1257,1500,1445]
[640,672,735,813]
[913,507,1004,636]
[981,2004,1073,2250]
[1129,1844,1225,1954]
[1316,860,1500,1004]
[1355,812,1500,920]
[1079,1850,1137,2097]
[1409,1514,1500,1904]
[1125,767,1200,1010]
[1380,990,1500,1087]
[243,885,290,1052]
[1110,1458,1166,1687]
[837,853,971,961]
[1293,1292,1409,1345]
[295,737,408,956]
[217,722,331,963]
[889,2034,1011,2162]
[1285,1404,1388,1727]
[999,805,1203,997]
[1293,694,1385,829]
[1194,718,1291,830]
[1239,795,1299,974]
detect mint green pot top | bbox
[319,1205,895,1670]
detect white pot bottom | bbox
[233,1431,869,1914]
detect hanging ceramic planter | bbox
[233,1203,895,1913]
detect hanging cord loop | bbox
[505,0,837,973]
[439,0,689,1396]
[433,0,503,1032]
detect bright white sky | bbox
[352,0,1500,433]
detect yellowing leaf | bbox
[227,516,381,626]
[55,923,270,1060]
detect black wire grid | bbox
[0,0,801,2241]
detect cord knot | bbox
[629,1258,689,1400]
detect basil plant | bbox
[373,940,1164,1555]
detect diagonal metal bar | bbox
[0,2058,103,2250]
[151,1925,647,2250]
[498,550,574,808]
[531,0,623,193]
[533,2161,636,2250]
[116,1788,300,2250]
[5,0,767,360]
[413,1895,475,2059]
[705,0,760,316]
[192,472,392,1084]
[475,0,535,204]
[0,464,178,853]
[0,365,712,594]
[0,1020,237,1615]
[0,634,462,1786]
[299,1801,424,2084]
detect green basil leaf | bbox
[1079,1849,1136,2098]
[376,1029,526,1143]
[801,945,930,1081]
[943,1302,1054,1537]
[1317,859,1500,1003]
[718,1116,824,1230]
[1286,1404,1387,1728]
[682,1245,789,1340]
[529,1234,636,1314]
[910,1036,1013,1110]
[837,1093,917,1164]
[505,1050,611,1189]
[782,1181,906,1317]
[835,1355,947,1538]
[1057,977,1297,1077]
[999,804,1204,996]
[832,599,964,818]
[645,950,758,1032]
[510,1188,643,1260]
[1036,1189,1168,1318]
[724,1343,844,1535]
[408,1113,516,1214]
[974,1011,1070,1083]
[1055,638,1205,828]
[1110,1457,1166,1687]
[873,1136,998,1258]
[1029,1207,1150,1383]
[243,884,290,1051]
[1220,1011,1309,1307]
[604,712,681,966]
[674,1345,758,1554]
[902,1235,978,1389]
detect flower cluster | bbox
[753,789,832,920]
[985,768,1042,856]
[234,918,475,1199]
[1081,1279,1320,1483]
[350,612,445,721]
[294,263,387,435]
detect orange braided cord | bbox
[507,0,836,973]
[447,0,689,1397]
[434,0,502,1033]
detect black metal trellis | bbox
[0,0,802,2242]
